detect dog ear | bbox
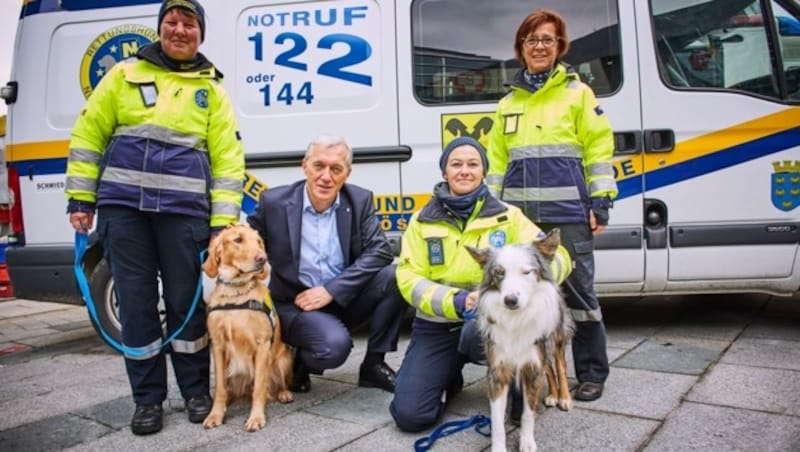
[203,235,221,278]
[535,228,561,261]
[465,245,490,267]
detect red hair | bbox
[514,9,570,65]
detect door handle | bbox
[644,129,675,153]
[613,131,642,155]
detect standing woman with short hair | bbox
[65,0,244,435]
[487,9,618,404]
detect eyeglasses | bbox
[522,36,560,48]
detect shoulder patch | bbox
[195,89,209,108]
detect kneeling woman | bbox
[390,137,572,432]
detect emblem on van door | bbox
[440,112,494,149]
[771,160,800,211]
[80,25,159,99]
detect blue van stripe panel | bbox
[644,127,800,193]
[9,158,68,176]
[616,176,643,201]
[614,127,800,201]
[21,0,160,18]
[241,196,257,216]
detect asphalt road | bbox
[0,293,799,451]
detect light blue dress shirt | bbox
[298,185,345,287]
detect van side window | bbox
[652,0,800,101]
[410,0,621,105]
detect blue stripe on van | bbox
[21,0,160,18]
[615,127,800,201]
[8,158,67,176]
[644,127,800,193]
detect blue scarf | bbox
[434,182,489,221]
[523,68,552,92]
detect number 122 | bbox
[248,31,373,86]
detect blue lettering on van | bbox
[246,6,368,27]
[247,31,372,86]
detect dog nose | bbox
[256,254,267,266]
[504,294,518,309]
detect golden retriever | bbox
[201,224,294,431]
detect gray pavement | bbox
[0,293,799,451]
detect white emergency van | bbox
[2,0,799,342]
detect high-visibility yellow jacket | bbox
[486,63,617,223]
[65,52,244,227]
[396,191,572,323]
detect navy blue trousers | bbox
[275,264,406,372]
[98,206,210,405]
[540,222,609,384]
[390,319,483,432]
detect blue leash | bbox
[73,231,205,357]
[414,414,491,452]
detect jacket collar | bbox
[506,62,577,94]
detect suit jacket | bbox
[247,180,393,312]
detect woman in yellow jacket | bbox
[487,9,617,403]
[65,0,244,435]
[389,136,571,432]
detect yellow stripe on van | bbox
[613,107,800,180]
[7,140,70,162]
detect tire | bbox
[87,258,122,348]
[86,258,166,352]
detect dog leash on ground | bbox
[414,414,491,452]
[73,231,205,357]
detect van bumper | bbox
[6,245,82,304]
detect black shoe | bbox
[509,386,523,426]
[574,381,604,401]
[186,394,212,423]
[130,404,163,435]
[358,361,397,393]
[290,360,311,393]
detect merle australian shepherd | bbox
[467,229,574,452]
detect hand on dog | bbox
[296,287,334,311]
[465,291,480,311]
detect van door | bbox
[397,0,647,294]
[218,0,401,214]
[639,0,800,294]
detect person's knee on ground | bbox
[390,397,441,433]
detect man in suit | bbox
[247,135,406,393]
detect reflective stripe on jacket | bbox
[396,194,572,323]
[487,63,617,223]
[66,57,244,227]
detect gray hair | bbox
[305,135,353,166]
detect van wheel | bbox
[87,259,167,352]
[87,259,122,347]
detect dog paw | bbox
[544,395,557,407]
[202,411,224,429]
[244,414,266,432]
[519,437,538,452]
[277,389,294,403]
[558,398,573,412]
